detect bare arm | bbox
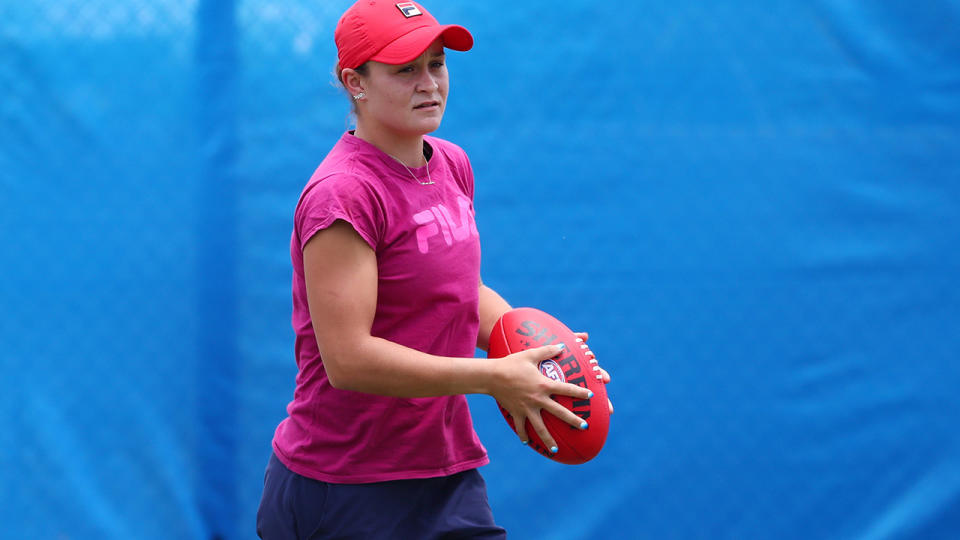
[304,219,492,396]
[302,220,590,449]
[476,279,512,352]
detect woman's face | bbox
[357,40,449,138]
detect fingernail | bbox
[555,343,565,351]
[521,440,528,445]
[550,446,558,454]
[587,390,594,399]
[579,421,588,430]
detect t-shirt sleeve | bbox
[295,173,383,251]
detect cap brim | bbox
[369,25,473,65]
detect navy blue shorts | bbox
[257,452,506,539]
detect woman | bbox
[257,2,610,538]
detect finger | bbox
[608,398,614,414]
[552,381,594,401]
[598,367,611,384]
[544,400,589,431]
[574,332,589,343]
[511,413,529,444]
[529,343,566,362]
[528,411,559,455]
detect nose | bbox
[416,70,439,93]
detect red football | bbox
[487,307,610,464]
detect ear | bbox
[341,68,366,99]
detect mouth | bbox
[414,100,441,110]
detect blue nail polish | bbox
[550,446,558,454]
[521,440,528,446]
[587,390,594,399]
[580,421,588,430]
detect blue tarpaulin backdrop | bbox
[2,1,959,539]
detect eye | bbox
[430,61,445,69]
[398,65,415,73]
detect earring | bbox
[353,92,365,101]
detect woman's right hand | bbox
[488,344,594,454]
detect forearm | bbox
[330,282,511,396]
[476,282,512,352]
[324,334,500,397]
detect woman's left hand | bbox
[574,332,613,414]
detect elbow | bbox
[322,351,368,392]
[323,358,355,391]
[317,336,376,392]
[325,367,345,390]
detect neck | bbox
[353,125,426,167]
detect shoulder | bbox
[426,135,474,189]
[294,168,387,250]
[299,137,392,205]
[299,168,372,204]
[297,170,388,229]
[295,142,389,221]
[426,135,470,164]
[301,132,389,190]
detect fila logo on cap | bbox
[396,2,422,18]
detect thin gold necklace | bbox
[387,153,434,185]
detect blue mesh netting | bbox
[2,1,959,538]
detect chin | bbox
[412,119,444,135]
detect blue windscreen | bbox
[2,1,958,538]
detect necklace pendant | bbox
[413,163,433,185]
[388,152,434,186]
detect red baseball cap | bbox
[335,1,474,71]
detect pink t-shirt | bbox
[272,132,489,483]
